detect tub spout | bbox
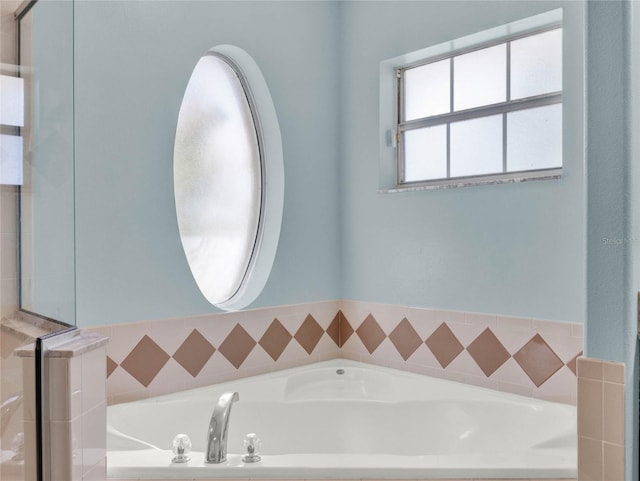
[205,391,239,464]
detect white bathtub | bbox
[107,359,576,479]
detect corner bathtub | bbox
[107,359,576,479]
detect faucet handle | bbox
[171,434,192,463]
[242,433,262,463]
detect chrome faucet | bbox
[205,391,239,463]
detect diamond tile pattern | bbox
[426,323,464,368]
[326,310,354,348]
[120,335,170,387]
[218,324,257,369]
[356,314,386,354]
[389,318,422,361]
[295,315,324,354]
[104,306,582,401]
[466,328,511,377]
[259,319,292,361]
[513,334,564,387]
[173,329,216,377]
[566,351,583,376]
[106,356,118,378]
[326,313,341,347]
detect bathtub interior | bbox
[107,359,577,479]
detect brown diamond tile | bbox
[218,324,257,369]
[294,314,324,354]
[356,314,386,354]
[120,335,170,387]
[566,351,583,376]
[326,313,341,347]
[339,311,355,347]
[466,328,511,377]
[425,322,464,368]
[259,318,292,361]
[513,334,564,387]
[326,310,354,348]
[106,356,118,378]
[173,329,216,377]
[389,318,423,361]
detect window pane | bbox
[174,54,262,304]
[450,115,503,177]
[454,44,506,111]
[403,125,447,182]
[507,103,562,172]
[403,59,450,121]
[511,29,562,100]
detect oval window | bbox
[173,45,284,311]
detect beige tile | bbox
[0,233,17,280]
[464,311,498,328]
[603,360,624,384]
[81,347,106,412]
[48,358,71,421]
[49,420,73,481]
[82,402,106,475]
[22,420,37,481]
[82,458,106,481]
[533,365,577,405]
[577,356,603,380]
[496,314,533,331]
[490,324,536,355]
[532,318,573,337]
[434,309,467,324]
[603,381,625,446]
[447,321,486,347]
[578,436,603,481]
[577,378,602,439]
[21,357,36,421]
[603,442,625,481]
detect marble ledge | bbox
[15,330,108,358]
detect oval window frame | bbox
[173,45,284,311]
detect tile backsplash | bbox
[576,357,625,481]
[88,300,583,405]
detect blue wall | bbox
[339,1,586,324]
[73,1,343,325]
[586,2,638,479]
[74,0,587,327]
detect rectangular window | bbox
[396,25,562,188]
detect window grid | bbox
[396,25,562,187]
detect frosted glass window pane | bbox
[454,44,506,111]
[403,126,447,181]
[0,75,24,127]
[404,59,450,120]
[174,54,261,304]
[0,134,23,185]
[507,104,562,171]
[511,29,562,100]
[450,115,503,177]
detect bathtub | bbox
[107,359,576,479]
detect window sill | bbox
[378,168,562,193]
